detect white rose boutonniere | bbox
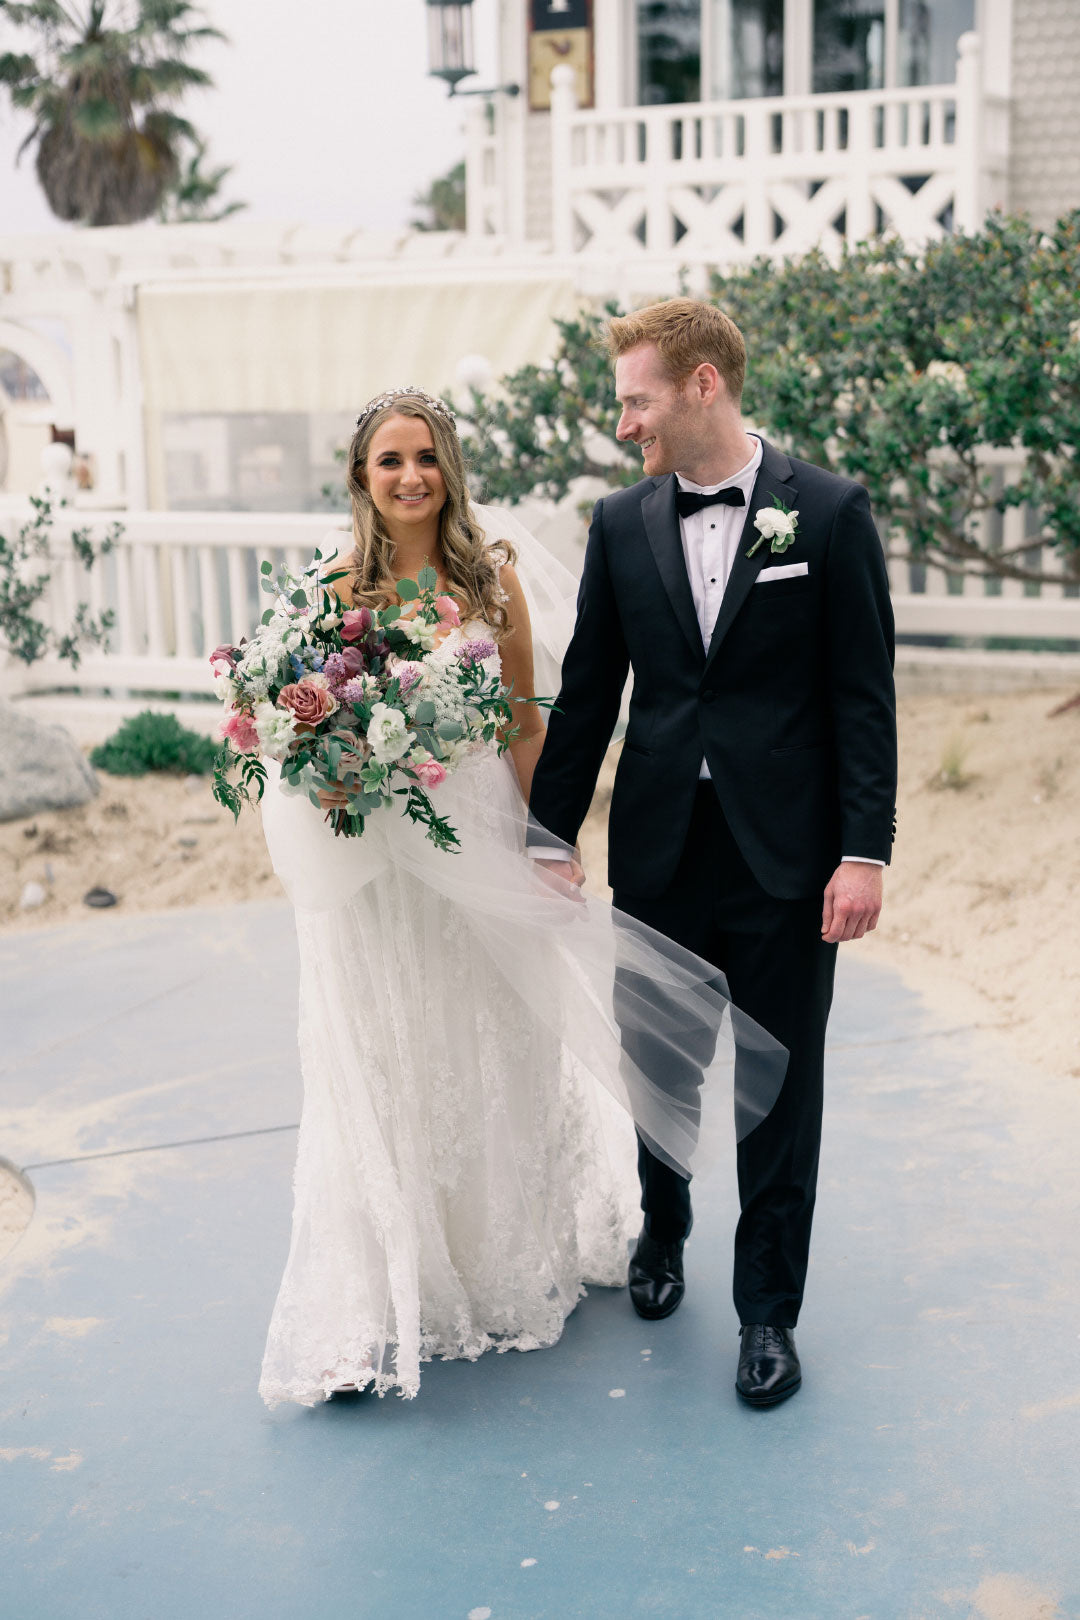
[747,498,799,558]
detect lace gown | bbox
[257,620,640,1407]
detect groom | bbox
[528,299,897,1406]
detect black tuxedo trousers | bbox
[615,782,837,1328]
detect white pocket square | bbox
[755,561,809,582]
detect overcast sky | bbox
[0,0,499,235]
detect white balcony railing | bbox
[2,470,1077,706]
[549,32,1008,262]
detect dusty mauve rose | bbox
[218,707,259,753]
[209,642,238,670]
[276,676,338,726]
[434,595,461,627]
[414,759,447,790]
[341,607,374,642]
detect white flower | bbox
[753,507,799,541]
[398,615,439,652]
[367,702,412,765]
[253,701,298,761]
[212,670,239,701]
[925,360,968,391]
[317,611,341,630]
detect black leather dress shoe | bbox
[628,1231,686,1320]
[735,1325,802,1406]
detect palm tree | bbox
[0,0,226,227]
[159,134,245,222]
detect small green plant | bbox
[90,710,218,777]
[1,493,118,667]
[929,733,974,791]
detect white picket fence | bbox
[1,489,1077,706]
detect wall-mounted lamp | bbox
[426,0,519,97]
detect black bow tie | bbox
[675,485,746,519]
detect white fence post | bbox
[465,99,488,240]
[954,32,983,234]
[550,64,578,257]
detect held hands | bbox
[821,862,883,944]
[535,856,587,902]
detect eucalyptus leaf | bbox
[414,699,437,726]
[436,719,464,740]
[261,608,275,625]
[417,565,438,590]
[290,589,308,608]
[260,560,273,575]
[396,577,419,601]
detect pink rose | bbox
[209,642,238,671]
[276,675,338,726]
[341,607,373,642]
[434,595,461,627]
[414,759,447,790]
[218,706,259,753]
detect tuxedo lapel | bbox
[640,475,704,662]
[704,438,797,672]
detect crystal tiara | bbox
[355,386,457,431]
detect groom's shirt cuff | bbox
[841,856,885,866]
[526,845,567,860]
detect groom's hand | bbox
[535,857,587,897]
[821,862,883,944]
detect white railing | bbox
[1,483,1077,704]
[549,33,1008,261]
[465,100,505,240]
[1,507,347,698]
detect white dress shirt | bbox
[675,435,763,781]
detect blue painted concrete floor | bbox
[2,900,1079,1620]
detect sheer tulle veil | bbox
[258,504,788,1187]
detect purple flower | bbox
[323,647,365,689]
[340,678,371,706]
[458,637,497,666]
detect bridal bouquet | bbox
[210,552,523,851]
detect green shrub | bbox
[90,710,218,777]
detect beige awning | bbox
[136,274,581,415]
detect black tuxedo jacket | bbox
[529,437,897,902]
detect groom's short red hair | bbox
[607,298,746,403]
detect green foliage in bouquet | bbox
[90,710,218,777]
[0,493,118,667]
[459,212,1080,586]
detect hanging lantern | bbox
[426,0,477,92]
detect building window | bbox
[814,0,974,94]
[813,0,886,92]
[636,0,701,104]
[897,0,974,86]
[708,0,784,100]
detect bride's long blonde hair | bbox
[344,396,516,640]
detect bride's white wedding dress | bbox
[257,509,786,1407]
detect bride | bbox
[256,386,786,1407]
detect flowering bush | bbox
[458,211,1080,587]
[211,553,538,851]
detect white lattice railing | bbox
[2,480,1077,703]
[549,32,1008,261]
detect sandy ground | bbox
[2,688,1078,1082]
